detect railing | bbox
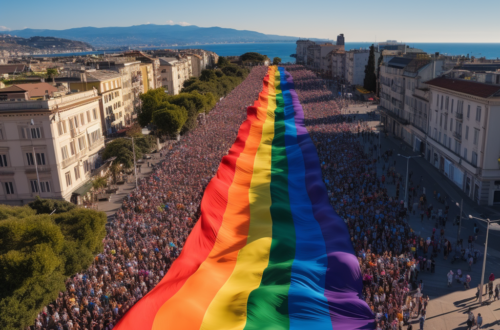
[25,166,51,173]
[62,155,77,168]
[453,131,462,140]
[456,112,463,120]
[70,127,84,138]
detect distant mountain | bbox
[1,24,331,48]
[0,35,93,52]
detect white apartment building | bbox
[345,49,370,86]
[426,77,500,205]
[159,57,192,95]
[0,90,105,205]
[69,70,125,135]
[186,54,204,78]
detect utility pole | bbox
[398,154,420,208]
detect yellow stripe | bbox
[200,67,279,330]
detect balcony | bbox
[25,166,51,174]
[453,131,462,141]
[70,127,84,138]
[62,155,77,168]
[456,112,463,120]
[89,137,104,151]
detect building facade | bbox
[426,78,500,205]
[159,57,192,95]
[345,49,370,86]
[0,90,105,205]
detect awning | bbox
[111,119,122,126]
[72,180,93,196]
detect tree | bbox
[200,69,217,82]
[217,57,231,67]
[376,53,384,97]
[240,52,266,63]
[28,196,76,215]
[152,106,188,137]
[273,57,282,65]
[126,123,143,138]
[138,88,169,127]
[46,68,58,83]
[91,176,108,201]
[0,204,106,330]
[363,44,377,92]
[108,162,121,184]
[102,138,142,169]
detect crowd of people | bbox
[286,64,436,330]
[31,66,269,330]
[30,64,495,330]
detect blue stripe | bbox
[279,67,333,329]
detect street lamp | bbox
[455,199,464,244]
[397,154,421,208]
[468,214,500,304]
[123,137,138,189]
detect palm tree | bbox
[91,175,108,202]
[46,68,59,84]
[108,163,121,185]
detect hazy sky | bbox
[1,0,499,42]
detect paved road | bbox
[355,106,500,329]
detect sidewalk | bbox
[355,108,500,329]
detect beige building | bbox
[0,90,105,205]
[69,70,125,135]
[186,54,203,78]
[426,77,500,205]
[159,57,192,95]
[140,63,155,91]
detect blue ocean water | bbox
[34,42,500,62]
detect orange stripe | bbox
[150,66,276,330]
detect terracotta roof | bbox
[15,83,58,98]
[0,64,26,75]
[0,85,26,93]
[426,77,500,98]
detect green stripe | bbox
[244,70,295,330]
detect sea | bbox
[33,42,500,63]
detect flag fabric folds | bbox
[114,66,375,330]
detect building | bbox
[186,54,203,78]
[345,49,370,86]
[69,70,125,135]
[0,82,58,100]
[159,57,192,95]
[140,63,155,91]
[0,90,105,205]
[426,78,500,205]
[296,40,316,65]
[123,51,162,89]
[379,57,445,148]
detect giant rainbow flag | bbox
[115,66,375,329]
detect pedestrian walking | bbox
[447,270,454,287]
[419,310,425,330]
[476,313,482,329]
[467,310,475,330]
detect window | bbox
[62,121,67,134]
[80,113,85,126]
[463,148,467,160]
[26,152,35,165]
[476,106,482,122]
[40,181,51,193]
[467,105,470,118]
[473,129,479,145]
[87,110,91,123]
[449,137,451,148]
[70,141,76,156]
[472,152,478,166]
[58,122,63,135]
[438,131,441,143]
[65,172,72,187]
[445,96,449,110]
[465,126,469,140]
[455,141,461,154]
[104,95,108,103]
[61,146,69,160]
[115,91,119,97]
[451,99,454,113]
[0,128,3,140]
[444,114,448,130]
[92,108,97,120]
[31,127,41,139]
[4,182,14,194]
[69,118,74,130]
[450,119,453,131]
[83,160,90,173]
[0,154,7,167]
[434,128,437,139]
[30,180,39,193]
[436,94,439,106]
[443,133,447,145]
[35,153,46,165]
[78,136,86,151]
[440,114,443,127]
[73,116,79,128]
[74,166,80,180]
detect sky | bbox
[1,0,499,43]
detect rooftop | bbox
[0,82,58,98]
[387,57,413,69]
[0,64,27,74]
[426,77,500,98]
[86,70,121,82]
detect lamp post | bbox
[397,154,421,208]
[123,137,138,189]
[29,119,41,196]
[456,199,463,244]
[468,214,500,304]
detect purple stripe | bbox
[283,68,375,329]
